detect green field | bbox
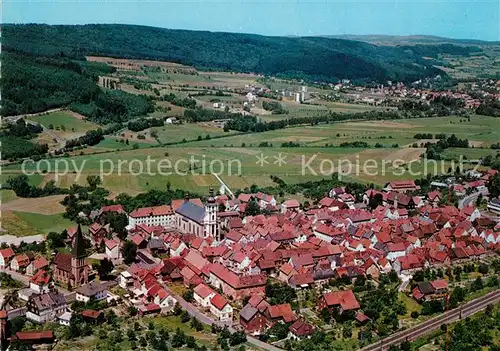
[95,137,158,150]
[150,123,237,144]
[3,115,498,193]
[13,211,73,234]
[31,110,100,132]
[1,211,72,236]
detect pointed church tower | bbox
[205,188,219,240]
[71,224,88,287]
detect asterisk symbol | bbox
[255,153,269,167]
[273,153,287,166]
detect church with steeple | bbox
[52,224,89,288]
[175,188,220,240]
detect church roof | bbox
[176,201,205,224]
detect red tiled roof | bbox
[100,204,125,213]
[32,257,49,270]
[412,287,424,300]
[210,293,229,310]
[282,199,300,208]
[268,303,296,322]
[194,283,215,299]
[289,319,314,336]
[12,331,54,341]
[0,248,15,259]
[430,279,448,290]
[105,239,119,250]
[131,234,145,246]
[81,310,103,319]
[31,270,51,285]
[129,205,173,218]
[53,252,73,272]
[322,290,360,311]
[387,180,418,189]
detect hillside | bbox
[1,52,154,120]
[1,23,457,84]
[327,34,499,47]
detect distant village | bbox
[1,167,499,348]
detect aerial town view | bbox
[0,1,499,350]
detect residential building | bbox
[76,281,110,303]
[239,304,268,334]
[0,248,15,269]
[26,291,67,323]
[26,257,49,276]
[104,239,121,260]
[10,254,31,272]
[412,279,448,302]
[193,283,216,308]
[288,319,315,339]
[210,293,233,322]
[29,270,53,294]
[317,290,360,315]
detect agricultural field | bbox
[4,115,498,194]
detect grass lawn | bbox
[399,292,422,318]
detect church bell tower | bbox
[71,224,89,287]
[205,188,219,240]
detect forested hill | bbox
[2,23,454,83]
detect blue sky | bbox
[3,0,499,41]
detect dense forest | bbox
[2,23,458,84]
[1,52,154,121]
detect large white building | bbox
[128,205,175,229]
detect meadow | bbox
[1,210,72,236]
[149,123,237,144]
[31,110,100,132]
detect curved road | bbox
[361,289,500,351]
[164,286,282,351]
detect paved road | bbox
[164,286,282,351]
[361,289,500,351]
[213,173,235,200]
[0,235,45,246]
[458,192,480,209]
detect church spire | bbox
[72,224,86,259]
